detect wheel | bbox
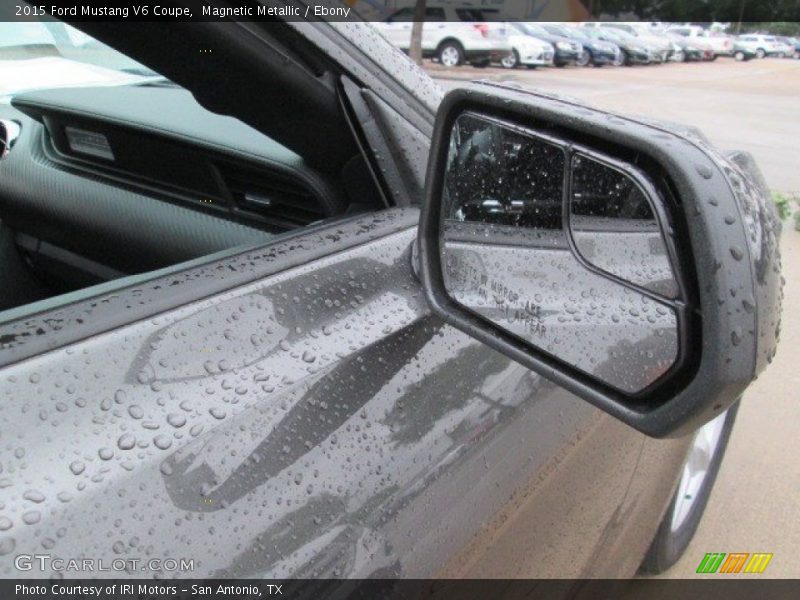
[756,48,766,59]
[612,50,626,67]
[734,50,745,61]
[709,53,718,61]
[673,50,685,63]
[437,42,464,68]
[622,50,634,66]
[500,50,519,69]
[639,402,740,574]
[577,50,591,67]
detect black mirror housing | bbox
[419,84,782,438]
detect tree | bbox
[409,0,427,66]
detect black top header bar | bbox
[3,0,799,23]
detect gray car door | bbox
[0,202,655,578]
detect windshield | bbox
[594,28,636,44]
[516,23,548,37]
[544,24,576,38]
[0,21,163,98]
[601,25,641,38]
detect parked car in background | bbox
[502,24,555,69]
[666,32,714,61]
[587,22,673,62]
[516,22,583,67]
[666,38,684,62]
[731,40,758,61]
[373,4,511,67]
[583,26,653,65]
[703,30,735,56]
[775,36,800,58]
[791,37,800,58]
[736,34,785,58]
[668,25,733,57]
[773,36,797,57]
[540,23,620,67]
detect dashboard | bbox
[0,84,346,295]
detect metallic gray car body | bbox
[0,21,767,579]
[0,207,689,578]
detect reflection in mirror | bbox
[569,154,678,298]
[444,114,565,230]
[441,113,679,394]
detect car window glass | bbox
[524,24,548,37]
[0,20,380,328]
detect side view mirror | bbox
[419,85,782,437]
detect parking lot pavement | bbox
[430,58,800,577]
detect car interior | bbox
[0,22,389,319]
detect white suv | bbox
[736,34,785,58]
[373,4,511,67]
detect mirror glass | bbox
[570,154,678,298]
[440,113,679,394]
